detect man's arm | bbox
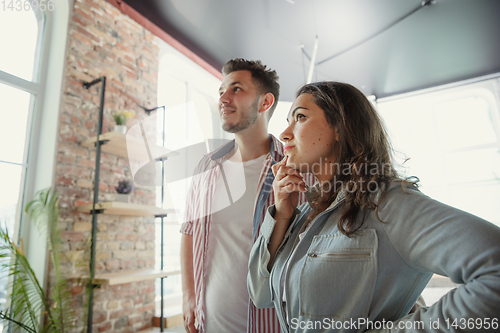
[181,234,198,333]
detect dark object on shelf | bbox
[115,179,134,194]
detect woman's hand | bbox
[271,156,307,224]
[267,156,307,270]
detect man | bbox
[180,59,312,333]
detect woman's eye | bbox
[296,113,305,121]
[234,87,241,92]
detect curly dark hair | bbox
[297,81,413,237]
[222,58,280,119]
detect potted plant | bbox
[112,109,134,134]
[0,188,82,332]
[114,179,134,203]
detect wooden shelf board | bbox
[81,131,176,160]
[76,201,176,216]
[73,269,180,286]
[152,313,183,329]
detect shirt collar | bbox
[210,134,283,163]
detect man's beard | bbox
[222,99,259,133]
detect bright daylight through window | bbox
[377,80,500,305]
[0,8,45,323]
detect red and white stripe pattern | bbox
[181,135,314,333]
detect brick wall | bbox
[56,0,160,331]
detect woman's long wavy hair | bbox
[299,82,407,237]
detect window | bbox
[0,8,46,320]
[377,78,500,305]
[0,10,41,81]
[153,40,222,313]
[378,82,500,225]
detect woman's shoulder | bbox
[377,179,496,235]
[379,180,423,207]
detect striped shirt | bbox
[180,134,314,333]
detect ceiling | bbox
[121,0,500,101]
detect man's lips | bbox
[283,145,294,152]
[220,109,235,116]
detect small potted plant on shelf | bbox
[115,179,134,203]
[113,109,134,134]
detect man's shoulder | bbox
[195,139,236,171]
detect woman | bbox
[247,81,500,332]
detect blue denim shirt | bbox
[247,182,500,332]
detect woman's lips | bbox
[283,146,294,153]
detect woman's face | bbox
[280,93,338,182]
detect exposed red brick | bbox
[55,0,161,331]
[58,154,75,164]
[74,8,96,25]
[61,232,86,242]
[73,15,88,28]
[92,311,107,324]
[140,285,155,294]
[71,285,84,295]
[109,309,126,320]
[97,321,112,332]
[136,303,155,313]
[84,121,94,130]
[73,31,94,47]
[125,234,139,241]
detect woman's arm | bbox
[372,185,500,332]
[247,205,302,308]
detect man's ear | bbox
[259,92,275,114]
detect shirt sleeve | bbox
[247,206,278,309]
[368,185,500,332]
[179,178,196,235]
[180,160,208,236]
[247,205,302,309]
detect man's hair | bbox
[222,58,280,120]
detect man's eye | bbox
[234,87,241,92]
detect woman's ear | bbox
[259,92,275,114]
[334,127,340,141]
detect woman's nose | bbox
[280,123,293,142]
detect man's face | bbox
[218,70,261,133]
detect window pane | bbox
[0,10,39,81]
[449,183,500,226]
[0,162,24,315]
[0,162,22,234]
[433,97,497,150]
[444,147,500,184]
[0,83,32,164]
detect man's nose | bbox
[219,90,230,105]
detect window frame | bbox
[0,0,73,307]
[0,7,46,250]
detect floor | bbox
[139,326,184,333]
